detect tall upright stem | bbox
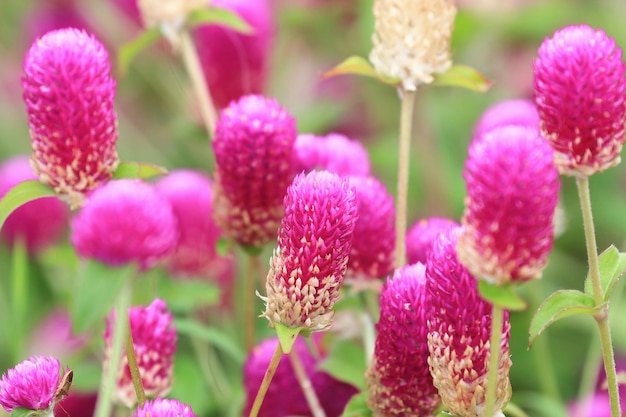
[576,177,621,417]
[125,319,146,407]
[248,342,283,417]
[11,237,27,362]
[483,303,504,417]
[394,89,416,268]
[289,349,326,417]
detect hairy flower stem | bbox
[94,280,132,417]
[245,254,261,351]
[179,30,217,139]
[289,349,327,417]
[10,237,27,363]
[394,89,416,268]
[576,177,621,417]
[126,319,146,407]
[484,303,504,417]
[248,342,283,417]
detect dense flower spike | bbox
[473,99,540,138]
[347,176,395,280]
[104,299,177,408]
[0,156,68,254]
[212,95,297,248]
[457,126,560,284]
[294,133,371,177]
[426,228,512,417]
[261,171,357,332]
[406,217,459,265]
[533,25,626,177]
[132,398,198,417]
[366,263,440,417]
[70,179,178,270]
[137,0,205,28]
[0,355,67,413]
[370,0,456,90]
[22,28,119,209]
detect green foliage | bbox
[318,339,367,390]
[112,161,168,180]
[478,281,527,311]
[340,392,371,417]
[11,408,40,417]
[0,180,56,230]
[274,323,302,354]
[174,318,246,364]
[583,245,626,301]
[186,7,253,34]
[156,278,220,314]
[117,28,163,76]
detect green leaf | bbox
[274,323,302,354]
[174,318,246,364]
[71,260,136,333]
[431,65,493,92]
[117,27,162,76]
[186,7,253,34]
[583,245,626,301]
[340,392,371,417]
[478,281,527,311]
[321,55,400,85]
[112,161,168,180]
[528,289,601,348]
[11,408,41,417]
[318,339,367,390]
[513,392,569,417]
[215,237,232,256]
[156,278,220,314]
[0,180,56,229]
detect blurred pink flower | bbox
[23,4,95,47]
[54,392,97,417]
[132,398,198,417]
[294,133,371,177]
[27,310,87,360]
[405,217,458,265]
[473,99,539,138]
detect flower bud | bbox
[406,217,459,265]
[473,99,539,139]
[294,133,371,177]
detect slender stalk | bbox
[503,403,530,417]
[94,280,132,417]
[289,349,326,417]
[483,303,504,417]
[244,254,261,351]
[576,177,621,417]
[125,319,146,407]
[577,336,602,399]
[179,29,218,139]
[11,237,27,362]
[394,89,417,268]
[248,342,283,417]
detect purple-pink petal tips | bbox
[132,398,197,417]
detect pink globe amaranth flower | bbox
[366,263,440,417]
[70,179,178,270]
[473,99,539,138]
[294,133,371,177]
[212,94,297,248]
[104,299,177,408]
[27,309,87,361]
[533,25,626,177]
[23,4,96,47]
[261,170,357,332]
[132,398,197,417]
[425,227,512,417]
[22,28,119,209]
[457,126,560,284]
[243,336,358,417]
[346,176,395,281]
[406,217,459,265]
[54,391,97,417]
[0,355,67,413]
[0,156,68,254]
[194,0,274,109]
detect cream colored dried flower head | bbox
[370,0,457,90]
[138,0,206,30]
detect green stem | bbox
[578,335,602,399]
[125,318,146,407]
[484,303,504,417]
[576,177,621,417]
[394,88,416,268]
[503,402,530,417]
[248,342,283,417]
[289,349,326,417]
[11,237,27,362]
[244,254,261,352]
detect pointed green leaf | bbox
[340,392,371,417]
[274,323,302,354]
[186,7,253,34]
[156,278,220,314]
[321,55,400,85]
[583,245,626,301]
[431,65,493,92]
[478,281,527,311]
[0,180,56,229]
[174,318,246,364]
[318,339,367,390]
[528,289,601,348]
[112,161,168,180]
[11,408,41,417]
[118,27,162,76]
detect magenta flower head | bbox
[104,299,177,408]
[22,28,119,209]
[132,399,197,417]
[533,24,626,177]
[261,170,357,333]
[426,227,512,417]
[70,179,178,270]
[0,355,71,413]
[293,133,371,177]
[473,99,539,138]
[0,156,69,254]
[406,217,459,265]
[366,263,440,417]
[457,126,560,284]
[346,176,395,281]
[212,94,297,248]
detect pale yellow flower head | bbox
[138,0,206,29]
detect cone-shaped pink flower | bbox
[457,126,560,284]
[294,133,371,177]
[406,217,459,265]
[132,398,197,417]
[194,0,274,109]
[533,24,626,177]
[0,156,69,254]
[70,179,178,270]
[425,227,512,417]
[261,170,357,332]
[104,299,177,408]
[347,176,395,281]
[473,99,539,138]
[0,355,69,413]
[22,28,119,209]
[213,94,297,248]
[366,263,440,417]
